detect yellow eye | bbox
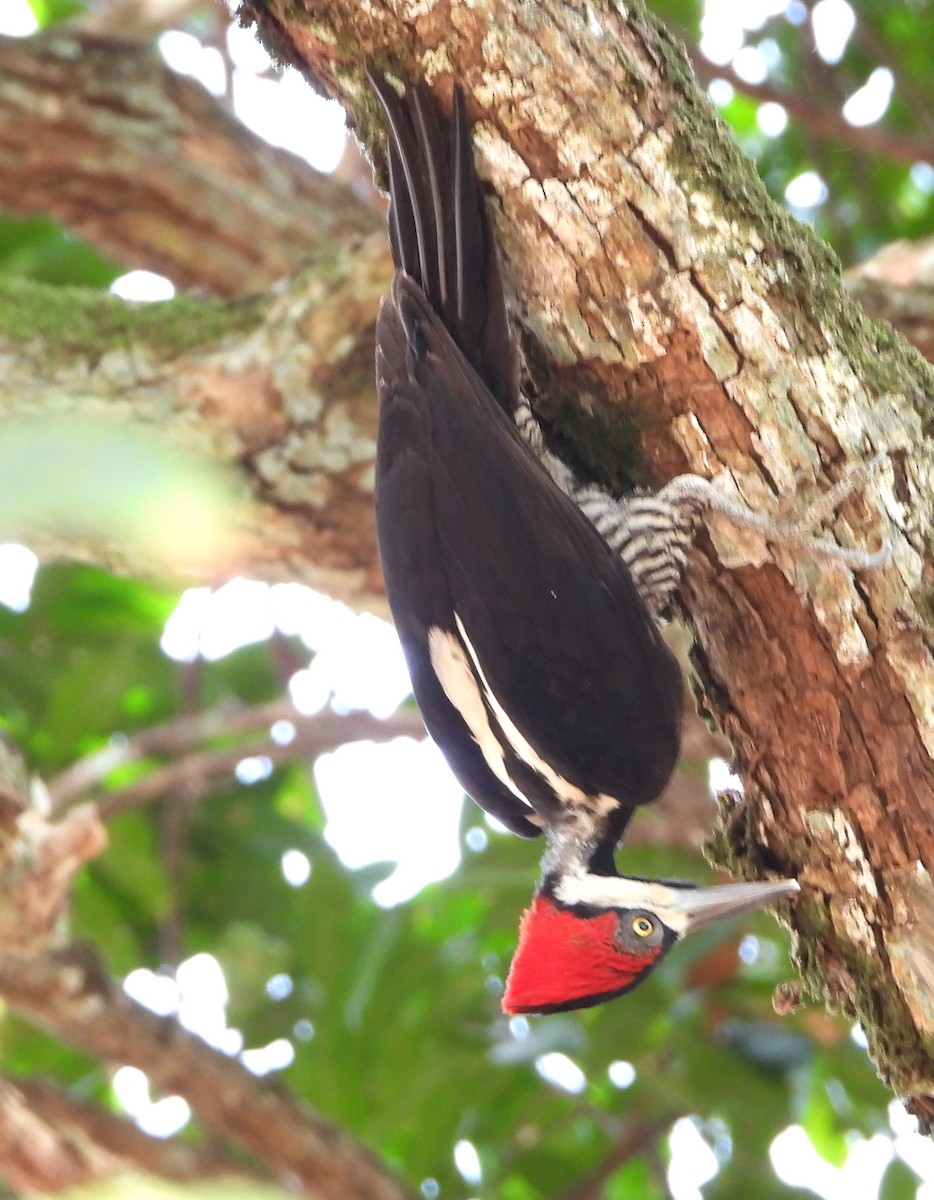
[632,916,655,938]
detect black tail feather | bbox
[369,70,519,419]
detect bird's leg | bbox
[514,402,889,618]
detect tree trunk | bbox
[229,0,934,1112]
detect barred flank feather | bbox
[513,399,707,618]
[572,486,707,617]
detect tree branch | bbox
[0,252,391,609]
[0,947,415,1200]
[7,1076,245,1188]
[551,1119,673,1200]
[0,735,107,952]
[0,1076,121,1194]
[48,696,424,810]
[687,51,934,167]
[92,707,426,818]
[851,7,934,144]
[847,238,934,363]
[0,29,379,295]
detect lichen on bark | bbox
[0,277,261,358]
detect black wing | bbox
[375,287,541,837]
[372,77,683,842]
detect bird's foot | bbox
[707,452,891,571]
[513,399,889,615]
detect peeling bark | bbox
[227,0,934,1107]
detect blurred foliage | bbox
[24,0,82,25]
[2,0,932,1197]
[0,561,911,1197]
[0,216,118,288]
[0,415,247,578]
[61,1180,297,1200]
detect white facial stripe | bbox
[452,614,616,818]
[427,626,530,805]
[554,872,691,935]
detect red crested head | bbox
[502,892,669,1015]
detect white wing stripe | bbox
[452,613,616,819]
[427,626,529,805]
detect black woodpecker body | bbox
[371,74,799,1014]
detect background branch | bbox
[48,697,423,809]
[0,28,379,295]
[92,706,426,818]
[0,1077,120,1194]
[7,1076,245,1188]
[0,253,391,606]
[552,1119,674,1200]
[688,51,933,166]
[847,237,934,363]
[0,947,415,1200]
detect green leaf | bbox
[605,1156,666,1200]
[0,215,118,285]
[878,1156,921,1200]
[799,1076,849,1168]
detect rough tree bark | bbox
[2,0,934,1129]
[232,0,934,1115]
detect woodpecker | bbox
[370,74,882,1014]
